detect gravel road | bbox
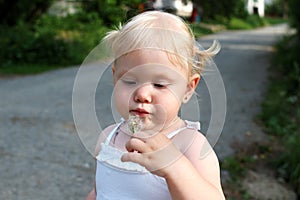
[0,24,290,200]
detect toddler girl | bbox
[86,11,225,200]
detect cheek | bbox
[166,85,187,102]
[113,85,136,119]
[114,86,130,105]
[157,90,182,113]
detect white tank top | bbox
[95,120,201,200]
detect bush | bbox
[0,0,53,26]
[246,15,268,27]
[288,0,300,35]
[261,2,300,190]
[0,12,110,69]
[82,0,145,26]
[260,35,300,194]
[0,22,74,67]
[228,17,252,30]
[265,0,285,17]
[227,16,268,30]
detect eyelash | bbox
[122,80,168,88]
[122,80,136,85]
[153,83,166,88]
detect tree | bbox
[193,0,247,21]
[0,0,53,26]
[288,0,300,36]
[81,0,146,26]
[265,0,287,17]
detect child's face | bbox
[112,49,196,131]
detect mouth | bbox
[130,108,150,117]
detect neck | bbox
[160,116,184,135]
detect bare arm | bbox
[85,161,96,200]
[165,151,225,200]
[166,131,225,199]
[165,130,225,199]
[85,182,96,200]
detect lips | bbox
[130,108,150,117]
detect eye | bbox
[122,79,136,85]
[153,83,166,88]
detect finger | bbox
[138,132,171,151]
[125,138,148,153]
[121,151,144,165]
[132,129,160,139]
[144,142,183,173]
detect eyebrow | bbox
[152,74,176,82]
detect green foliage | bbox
[227,16,267,30]
[232,0,249,19]
[265,0,285,17]
[245,15,268,27]
[228,18,253,30]
[199,0,247,21]
[277,132,300,193]
[0,0,53,26]
[189,23,214,38]
[0,63,60,75]
[260,35,300,194]
[264,17,288,25]
[288,0,300,36]
[82,0,146,26]
[221,157,245,181]
[0,12,110,71]
[260,1,300,192]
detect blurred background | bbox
[0,0,293,75]
[0,0,299,199]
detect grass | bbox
[189,23,214,38]
[264,17,289,25]
[227,17,253,30]
[0,63,66,75]
[221,137,285,200]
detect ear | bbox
[183,74,200,103]
[111,64,116,75]
[111,64,118,85]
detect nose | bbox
[134,84,152,103]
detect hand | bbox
[121,131,183,177]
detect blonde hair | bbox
[103,11,220,76]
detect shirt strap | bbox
[105,119,125,145]
[167,120,201,139]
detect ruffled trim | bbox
[96,143,148,173]
[185,120,201,130]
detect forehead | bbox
[114,49,188,76]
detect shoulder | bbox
[174,128,218,164]
[182,130,219,167]
[171,127,204,150]
[94,123,119,157]
[174,129,223,191]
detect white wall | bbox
[247,0,265,17]
[153,0,193,17]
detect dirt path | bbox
[198,24,290,159]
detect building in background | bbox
[247,0,265,17]
[152,0,193,18]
